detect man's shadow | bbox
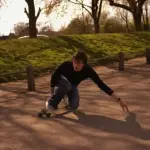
[55,111,150,140]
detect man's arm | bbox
[87,66,129,112]
[87,66,114,96]
[50,62,66,94]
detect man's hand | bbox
[118,99,129,112]
[111,92,129,112]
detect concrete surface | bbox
[0,57,150,150]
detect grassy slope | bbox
[0,32,150,82]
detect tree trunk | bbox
[145,4,149,30]
[125,18,130,32]
[142,13,146,31]
[29,17,37,38]
[133,13,142,31]
[108,0,146,32]
[68,0,103,34]
[125,13,130,32]
[92,0,102,34]
[82,6,86,33]
[28,0,37,38]
[94,18,100,33]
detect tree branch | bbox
[76,0,92,8]
[68,0,91,8]
[25,0,29,4]
[68,0,92,16]
[24,7,29,18]
[127,0,136,9]
[108,0,132,12]
[138,0,147,7]
[36,7,42,20]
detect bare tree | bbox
[115,0,130,32]
[24,0,42,38]
[68,0,103,33]
[108,0,147,31]
[44,0,103,33]
[59,14,93,34]
[104,16,127,33]
[100,11,109,27]
[14,22,29,36]
[142,0,149,30]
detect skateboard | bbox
[38,105,70,118]
[38,96,70,118]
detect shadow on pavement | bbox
[55,111,150,140]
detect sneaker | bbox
[45,100,55,112]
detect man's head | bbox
[72,50,87,72]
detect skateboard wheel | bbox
[38,112,43,117]
[46,112,51,118]
[41,108,47,114]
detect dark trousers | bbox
[48,76,80,110]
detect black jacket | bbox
[50,61,113,96]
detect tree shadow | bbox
[0,105,51,149]
[55,111,150,140]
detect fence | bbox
[0,48,150,91]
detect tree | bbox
[45,0,104,33]
[104,16,127,33]
[61,14,93,34]
[13,22,34,36]
[114,0,131,32]
[44,0,64,15]
[100,11,109,32]
[68,0,103,33]
[84,14,94,33]
[24,0,42,38]
[118,9,130,32]
[38,25,57,35]
[65,17,85,34]
[108,0,147,31]
[142,0,149,30]
[14,22,28,36]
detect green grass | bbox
[0,32,150,82]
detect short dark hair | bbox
[73,50,87,64]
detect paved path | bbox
[0,57,150,150]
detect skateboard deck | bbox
[38,97,73,118]
[37,105,72,118]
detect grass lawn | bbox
[0,32,149,82]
